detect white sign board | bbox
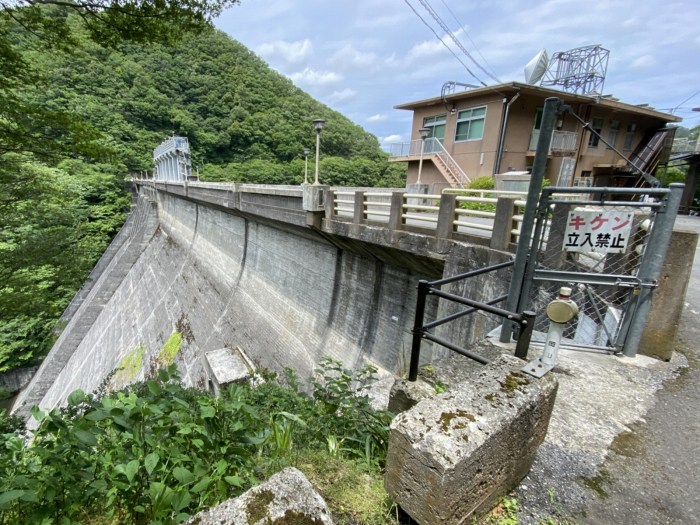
[563,210,634,254]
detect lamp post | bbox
[312,119,325,185]
[303,148,310,184]
[417,127,431,184]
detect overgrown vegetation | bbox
[0,358,395,524]
[0,7,405,372]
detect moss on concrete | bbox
[114,345,146,384]
[158,331,182,366]
[246,489,275,524]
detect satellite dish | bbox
[524,49,548,85]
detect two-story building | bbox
[389,81,681,191]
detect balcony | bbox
[528,130,578,154]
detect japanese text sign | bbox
[563,210,634,254]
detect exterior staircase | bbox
[389,138,471,188]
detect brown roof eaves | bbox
[393,81,681,123]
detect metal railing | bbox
[551,131,578,152]
[388,138,470,187]
[672,138,699,153]
[408,261,536,380]
[153,136,190,160]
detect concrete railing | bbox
[327,189,526,251]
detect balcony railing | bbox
[551,131,578,152]
[528,130,578,153]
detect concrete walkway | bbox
[579,215,700,524]
[512,215,700,524]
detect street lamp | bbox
[313,119,325,185]
[303,148,310,184]
[417,127,431,185]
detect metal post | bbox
[500,97,563,342]
[621,183,684,356]
[417,139,426,185]
[409,280,430,381]
[514,311,536,359]
[314,131,321,186]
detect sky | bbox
[214,0,700,149]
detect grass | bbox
[280,451,398,525]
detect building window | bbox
[588,117,604,147]
[607,120,620,149]
[454,106,486,142]
[422,114,446,141]
[623,123,636,150]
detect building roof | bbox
[394,81,681,123]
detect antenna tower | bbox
[540,44,610,96]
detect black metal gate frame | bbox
[520,186,670,353]
[408,260,535,381]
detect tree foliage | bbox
[0,4,405,372]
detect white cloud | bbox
[367,113,387,122]
[288,68,343,87]
[407,39,449,61]
[331,44,378,68]
[328,88,357,103]
[257,39,313,64]
[628,54,657,70]
[380,134,403,145]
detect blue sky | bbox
[214,0,700,148]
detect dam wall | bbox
[15,184,512,414]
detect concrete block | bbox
[203,347,254,396]
[184,467,333,525]
[388,378,435,413]
[303,184,329,211]
[639,228,699,360]
[384,355,558,525]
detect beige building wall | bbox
[401,83,678,189]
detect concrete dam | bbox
[14,182,513,414]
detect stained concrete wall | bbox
[15,185,512,415]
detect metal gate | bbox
[516,185,682,355]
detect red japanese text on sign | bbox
[563,210,634,254]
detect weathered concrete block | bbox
[184,467,333,524]
[303,184,329,211]
[384,355,558,525]
[203,347,254,397]
[639,228,698,360]
[388,378,435,413]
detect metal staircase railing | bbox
[389,138,470,188]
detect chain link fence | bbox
[523,187,672,353]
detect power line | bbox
[670,88,700,114]
[402,0,486,86]
[414,0,499,84]
[437,0,501,83]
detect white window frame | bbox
[454,106,486,142]
[588,117,604,147]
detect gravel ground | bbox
[514,215,700,524]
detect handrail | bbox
[408,261,536,380]
[427,138,470,187]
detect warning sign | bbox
[563,210,634,254]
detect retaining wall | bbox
[15,187,512,414]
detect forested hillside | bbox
[0,9,405,374]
